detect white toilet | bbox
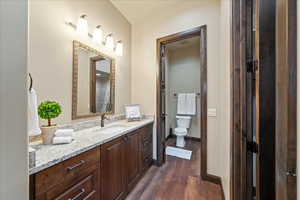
[174,115,192,147]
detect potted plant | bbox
[38,100,62,144]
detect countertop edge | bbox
[29,119,154,175]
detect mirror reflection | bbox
[73,41,115,119]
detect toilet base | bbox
[176,135,186,147]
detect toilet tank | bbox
[176,116,192,128]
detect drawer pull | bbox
[66,160,85,171]
[68,188,85,200]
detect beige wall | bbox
[28,0,131,125]
[166,44,201,139]
[218,0,231,199]
[0,0,29,199]
[131,0,231,199]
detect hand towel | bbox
[28,89,41,136]
[53,136,73,144]
[186,93,196,115]
[55,129,74,137]
[177,93,187,115]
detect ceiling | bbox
[110,0,182,24]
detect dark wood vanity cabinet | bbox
[100,136,127,200]
[101,124,153,200]
[30,123,153,200]
[125,130,141,192]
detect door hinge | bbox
[286,169,297,177]
[247,141,258,153]
[247,59,258,73]
[161,113,167,120]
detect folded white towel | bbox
[28,89,41,136]
[177,93,186,115]
[53,136,73,144]
[55,129,74,137]
[186,93,196,115]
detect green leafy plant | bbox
[38,101,62,127]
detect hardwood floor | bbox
[126,138,223,200]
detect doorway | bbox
[156,25,215,182]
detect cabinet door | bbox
[101,137,126,200]
[125,130,141,191]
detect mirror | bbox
[72,41,115,119]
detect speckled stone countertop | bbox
[29,117,154,175]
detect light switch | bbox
[208,108,217,117]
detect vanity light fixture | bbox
[76,15,88,37]
[67,16,124,55]
[115,40,123,56]
[105,33,114,50]
[93,25,103,44]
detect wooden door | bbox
[157,43,167,166]
[244,0,256,199]
[101,137,127,200]
[256,0,276,199]
[275,0,297,199]
[125,130,141,192]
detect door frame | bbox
[231,0,297,200]
[156,25,217,183]
[275,0,297,199]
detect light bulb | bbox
[105,34,114,50]
[76,15,88,37]
[93,25,103,44]
[115,41,123,56]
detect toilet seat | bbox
[174,127,187,136]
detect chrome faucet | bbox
[100,113,106,127]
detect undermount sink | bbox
[93,124,129,134]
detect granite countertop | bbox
[29,117,154,175]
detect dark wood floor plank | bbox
[126,139,223,200]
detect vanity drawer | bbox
[55,174,96,200]
[35,147,100,195]
[35,164,99,200]
[141,140,152,159]
[140,124,153,141]
[141,155,152,173]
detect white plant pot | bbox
[41,125,57,144]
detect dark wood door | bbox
[244,0,256,199]
[257,1,276,199]
[276,0,297,199]
[157,43,167,166]
[101,136,127,200]
[125,130,141,191]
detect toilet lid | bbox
[174,127,187,135]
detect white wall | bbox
[0,0,29,199]
[28,0,131,125]
[166,44,201,138]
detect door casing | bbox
[156,25,215,182]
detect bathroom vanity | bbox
[29,119,153,200]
